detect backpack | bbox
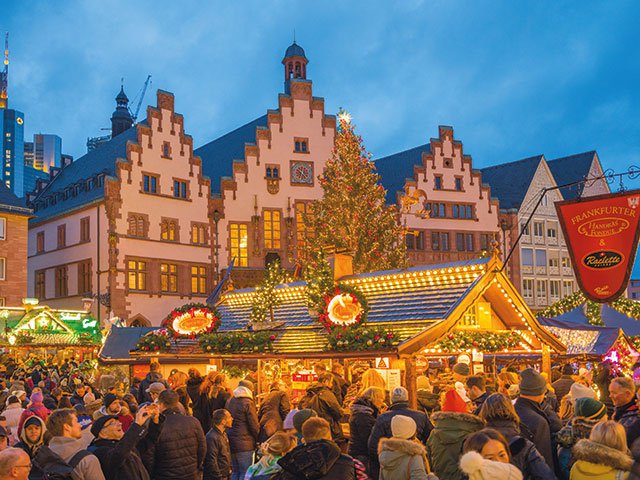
[33,445,92,480]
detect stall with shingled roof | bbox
[112,249,564,407]
[0,302,101,362]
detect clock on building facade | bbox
[290,161,314,185]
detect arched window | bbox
[295,62,301,78]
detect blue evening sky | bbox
[3,1,640,274]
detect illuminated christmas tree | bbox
[250,260,290,323]
[303,111,407,278]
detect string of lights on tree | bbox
[538,292,640,326]
[250,260,291,324]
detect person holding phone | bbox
[88,403,164,480]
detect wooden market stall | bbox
[101,252,565,407]
[0,304,101,365]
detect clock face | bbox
[290,161,313,185]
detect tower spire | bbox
[0,32,8,109]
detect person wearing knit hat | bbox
[379,415,436,480]
[17,390,50,437]
[556,397,608,478]
[292,409,317,436]
[568,382,597,403]
[460,451,523,480]
[428,391,484,479]
[453,362,471,381]
[514,368,556,471]
[93,393,122,420]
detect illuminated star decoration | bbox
[338,110,352,124]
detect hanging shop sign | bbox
[326,293,363,326]
[556,189,640,302]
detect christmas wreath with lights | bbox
[318,284,369,329]
[162,303,221,338]
[135,328,172,352]
[435,330,523,353]
[199,331,275,353]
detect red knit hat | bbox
[442,389,468,413]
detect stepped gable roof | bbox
[30,126,139,223]
[479,155,544,210]
[194,115,268,195]
[374,143,431,204]
[0,181,30,214]
[547,151,597,200]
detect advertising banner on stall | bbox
[556,189,640,302]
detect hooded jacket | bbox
[17,401,50,436]
[3,402,24,445]
[14,415,46,458]
[378,437,431,480]
[225,386,259,454]
[570,439,633,480]
[186,375,203,405]
[258,388,291,442]
[348,398,379,459]
[427,411,485,480]
[277,439,356,480]
[46,436,106,480]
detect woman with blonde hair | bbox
[343,367,387,407]
[194,372,231,433]
[348,386,385,474]
[571,420,633,479]
[168,369,190,413]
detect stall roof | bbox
[545,304,640,336]
[539,317,624,356]
[0,306,100,347]
[99,326,157,361]
[119,254,564,360]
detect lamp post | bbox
[213,210,221,282]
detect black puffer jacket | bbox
[487,418,557,480]
[225,386,259,454]
[148,407,206,480]
[514,397,556,471]
[203,426,231,480]
[90,422,158,480]
[614,400,640,447]
[347,398,379,459]
[137,372,167,404]
[193,388,231,435]
[258,389,290,442]
[277,439,356,480]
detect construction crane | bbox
[129,74,152,123]
[0,33,9,109]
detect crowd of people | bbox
[1,357,640,479]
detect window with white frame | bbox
[550,280,560,298]
[522,279,533,298]
[534,222,544,238]
[0,257,5,280]
[0,217,5,240]
[536,280,547,302]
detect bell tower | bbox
[110,84,133,138]
[282,41,308,94]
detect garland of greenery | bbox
[15,332,35,345]
[327,325,397,351]
[221,365,252,379]
[435,330,523,353]
[162,303,221,338]
[199,331,276,354]
[135,329,172,352]
[318,283,369,329]
[538,292,640,327]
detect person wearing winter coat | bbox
[610,377,640,447]
[460,450,523,480]
[277,417,367,480]
[553,365,576,403]
[478,393,556,480]
[416,376,440,416]
[2,396,24,446]
[14,415,46,477]
[186,368,203,406]
[194,372,231,435]
[225,385,259,480]
[427,389,485,480]
[17,391,50,437]
[369,386,433,478]
[514,368,558,471]
[378,415,435,480]
[148,390,206,480]
[348,386,384,473]
[557,398,607,480]
[88,404,164,480]
[137,362,168,404]
[297,373,345,442]
[258,381,291,443]
[204,409,233,480]
[570,420,633,480]
[245,431,297,480]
